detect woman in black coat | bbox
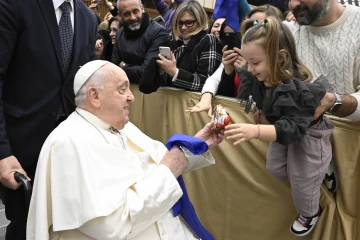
[156,0,223,92]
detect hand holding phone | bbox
[221,32,241,50]
[159,46,171,60]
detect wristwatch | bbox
[329,93,342,113]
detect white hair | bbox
[74,70,106,108]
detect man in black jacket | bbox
[0,0,97,239]
[112,0,171,83]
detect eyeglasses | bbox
[178,20,197,28]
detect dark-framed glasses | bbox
[178,20,197,28]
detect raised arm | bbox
[152,0,170,17]
[185,64,224,117]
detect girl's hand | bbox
[224,123,259,145]
[185,92,213,118]
[156,52,178,77]
[222,45,238,75]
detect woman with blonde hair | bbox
[156,0,222,91]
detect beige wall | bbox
[197,0,216,10]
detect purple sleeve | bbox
[152,0,170,16]
[175,0,185,5]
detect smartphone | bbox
[159,46,171,59]
[221,32,241,49]
[153,15,165,24]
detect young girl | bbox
[224,17,334,237]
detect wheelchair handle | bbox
[14,172,32,191]
[14,172,33,207]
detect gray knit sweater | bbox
[283,5,360,121]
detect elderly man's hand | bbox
[194,121,224,148]
[160,146,189,178]
[0,156,30,190]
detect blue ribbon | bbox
[213,0,251,32]
[166,134,214,240]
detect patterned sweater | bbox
[283,5,360,121]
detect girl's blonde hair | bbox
[241,17,313,86]
[172,0,208,40]
[247,5,283,21]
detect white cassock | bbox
[26,108,215,240]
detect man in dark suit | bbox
[0,0,97,239]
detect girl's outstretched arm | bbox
[224,123,276,145]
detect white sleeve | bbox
[201,63,224,95]
[77,165,182,240]
[180,147,215,174]
[171,69,179,82]
[344,92,360,121]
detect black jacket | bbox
[111,13,171,83]
[0,0,96,167]
[168,31,222,91]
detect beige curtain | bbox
[129,86,360,240]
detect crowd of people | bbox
[0,0,359,239]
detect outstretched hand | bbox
[224,123,258,145]
[194,121,224,148]
[185,93,213,118]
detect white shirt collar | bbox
[76,108,112,131]
[53,0,74,12]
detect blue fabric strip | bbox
[166,134,214,240]
[213,0,251,32]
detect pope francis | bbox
[26,60,223,240]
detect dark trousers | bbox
[1,163,37,240]
[2,114,66,240]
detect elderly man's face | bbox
[119,0,144,31]
[289,0,330,25]
[98,66,135,130]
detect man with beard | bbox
[283,0,360,235]
[284,0,360,121]
[111,0,171,83]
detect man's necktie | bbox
[166,134,215,240]
[59,1,73,77]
